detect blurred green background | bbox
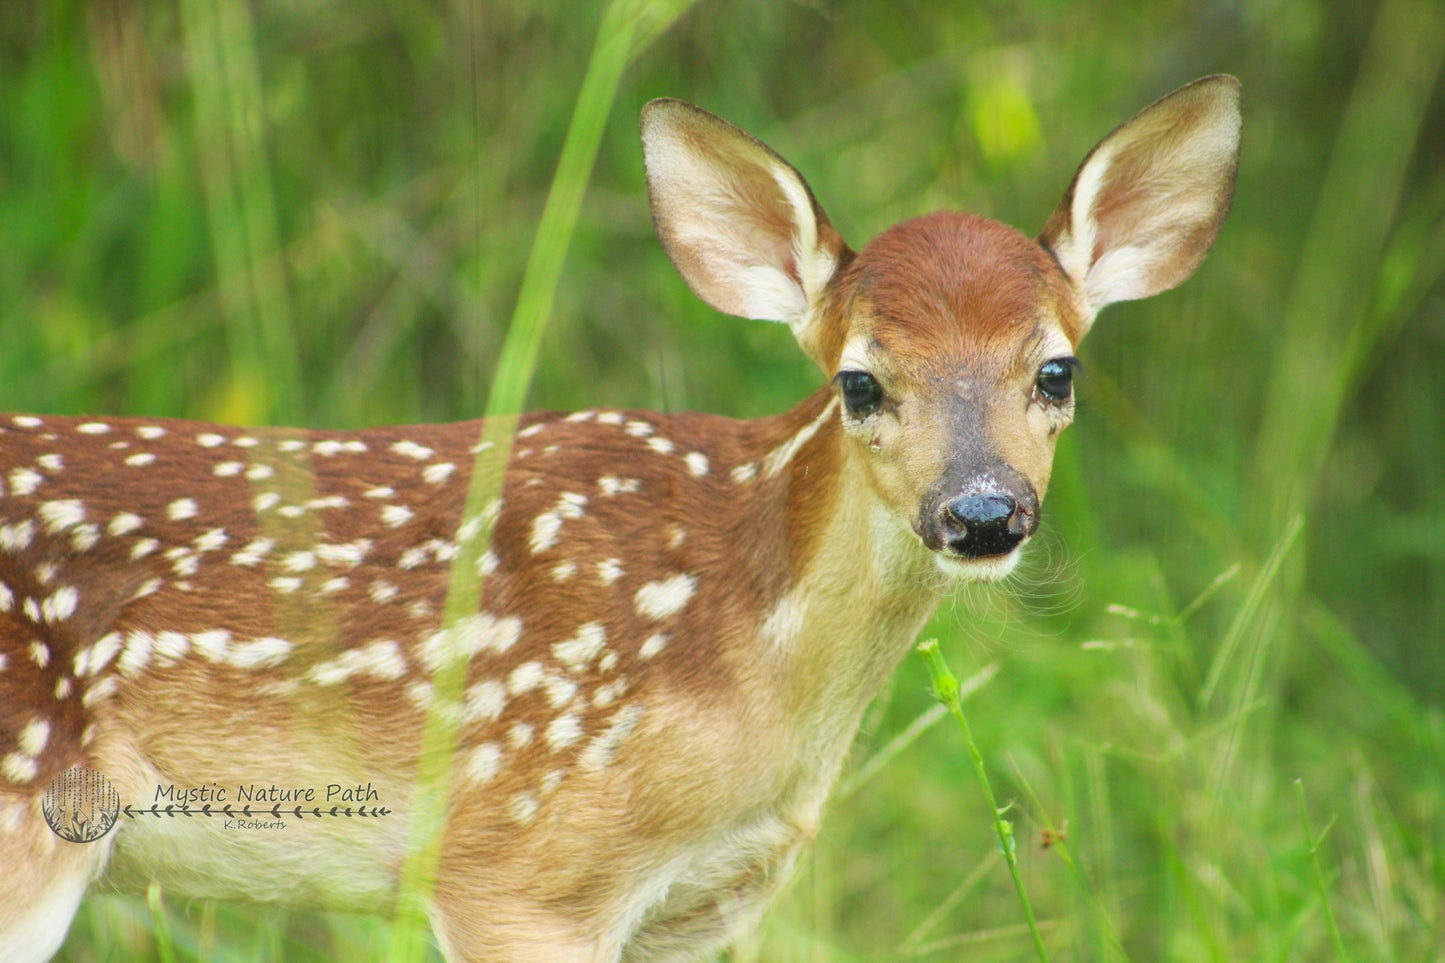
[4,0,1443,959]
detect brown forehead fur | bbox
[829,212,1083,374]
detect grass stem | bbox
[1296,780,1351,962]
[146,883,178,963]
[917,638,1050,963]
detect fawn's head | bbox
[642,77,1240,580]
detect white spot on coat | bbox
[552,623,607,671]
[1,752,37,782]
[507,722,534,749]
[417,614,523,673]
[153,630,190,665]
[41,587,78,623]
[85,633,122,676]
[231,538,273,566]
[634,574,697,620]
[283,551,317,572]
[579,704,644,771]
[317,540,372,566]
[17,718,50,756]
[381,505,413,528]
[229,636,292,669]
[190,629,232,661]
[70,524,101,552]
[598,477,641,496]
[108,513,144,536]
[391,440,434,460]
[592,676,629,708]
[545,713,583,751]
[0,520,35,550]
[465,743,504,784]
[39,500,85,533]
[194,528,228,552]
[463,679,508,724]
[9,468,42,496]
[507,662,544,696]
[529,492,587,553]
[167,498,198,520]
[119,630,154,677]
[309,639,407,685]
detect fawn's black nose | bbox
[942,493,1030,558]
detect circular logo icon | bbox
[42,765,120,843]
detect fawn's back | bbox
[1,77,1240,962]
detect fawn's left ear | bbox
[640,98,851,361]
[1039,75,1242,334]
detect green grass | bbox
[3,0,1442,960]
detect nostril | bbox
[943,494,1025,558]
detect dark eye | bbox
[1036,357,1077,404]
[836,370,883,416]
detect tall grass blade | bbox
[179,0,303,424]
[1198,515,1303,712]
[1250,0,1445,526]
[386,2,696,960]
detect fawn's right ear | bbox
[641,99,850,358]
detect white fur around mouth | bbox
[933,548,1022,582]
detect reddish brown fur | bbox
[841,212,1086,369]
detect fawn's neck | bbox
[727,386,946,755]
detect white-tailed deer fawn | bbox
[1,76,1239,961]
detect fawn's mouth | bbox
[932,546,1024,583]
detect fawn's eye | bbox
[836,370,883,416]
[1036,357,1077,404]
